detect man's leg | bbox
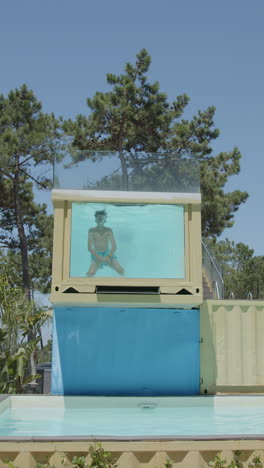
[86,262,99,277]
[111,259,124,275]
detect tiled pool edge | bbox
[1,439,264,468]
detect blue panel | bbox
[51,307,200,396]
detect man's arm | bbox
[108,229,117,257]
[88,229,94,253]
[88,230,101,261]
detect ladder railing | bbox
[202,240,224,299]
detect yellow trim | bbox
[51,194,203,306]
[1,440,264,468]
[50,291,203,308]
[52,188,201,204]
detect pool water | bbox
[0,396,264,438]
[70,202,185,279]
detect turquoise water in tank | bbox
[70,202,185,278]
[1,396,264,437]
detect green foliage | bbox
[0,336,40,393]
[60,444,118,468]
[211,239,264,299]
[2,444,117,467]
[4,462,56,468]
[65,48,179,154]
[64,49,248,238]
[71,456,87,468]
[88,443,118,468]
[160,458,173,468]
[0,84,59,172]
[0,84,59,296]
[209,451,263,468]
[0,250,50,344]
[0,250,29,352]
[250,456,263,467]
[209,454,227,468]
[0,250,50,393]
[37,338,52,364]
[34,464,56,468]
[0,84,59,378]
[200,149,248,237]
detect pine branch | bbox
[0,168,14,180]
[19,167,50,189]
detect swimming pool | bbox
[1,395,264,439]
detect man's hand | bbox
[104,255,112,264]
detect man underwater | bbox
[87,210,124,277]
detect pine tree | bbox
[64,49,248,237]
[0,85,58,298]
[0,85,59,378]
[212,239,264,299]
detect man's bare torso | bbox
[89,226,112,252]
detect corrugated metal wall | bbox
[200,300,264,393]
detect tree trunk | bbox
[119,151,128,190]
[118,114,128,190]
[13,171,31,301]
[13,168,37,383]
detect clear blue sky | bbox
[1,0,263,255]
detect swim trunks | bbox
[91,250,117,268]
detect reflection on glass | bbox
[70,202,185,279]
[54,151,200,193]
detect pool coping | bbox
[1,435,264,442]
[0,394,9,402]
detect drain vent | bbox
[96,286,160,295]
[138,403,157,410]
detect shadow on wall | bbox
[200,302,216,394]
